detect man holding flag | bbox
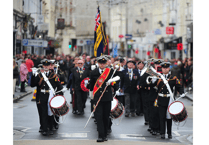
[94,6,107,57]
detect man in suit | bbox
[120,60,140,117]
[89,56,119,142]
[136,61,144,116]
[31,59,64,136]
[151,61,184,139]
[72,60,90,115]
[84,56,91,70]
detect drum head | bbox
[169,101,184,115]
[50,95,65,108]
[111,98,118,111]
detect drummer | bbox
[150,61,184,139]
[31,59,64,136]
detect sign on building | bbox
[166,27,174,34]
[22,39,48,47]
[38,23,49,31]
[57,18,65,29]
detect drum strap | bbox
[93,68,111,97]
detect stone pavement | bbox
[13,86,33,103]
[13,140,182,145]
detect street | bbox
[13,87,193,144]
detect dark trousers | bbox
[159,105,172,135]
[40,99,53,132]
[149,101,160,131]
[94,101,111,138]
[71,91,77,111]
[21,80,26,92]
[36,103,42,129]
[141,90,149,122]
[76,90,87,112]
[136,90,143,114]
[124,93,137,114]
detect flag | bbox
[113,43,118,58]
[94,6,107,57]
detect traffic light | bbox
[69,42,72,48]
[128,44,132,49]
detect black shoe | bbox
[150,130,153,134]
[72,110,77,114]
[147,128,151,132]
[97,137,104,142]
[107,129,112,134]
[168,134,172,139]
[144,121,149,125]
[77,112,82,115]
[140,113,143,116]
[136,112,140,116]
[39,128,43,132]
[55,124,59,130]
[125,113,129,117]
[103,137,108,141]
[131,113,135,117]
[49,130,54,135]
[152,131,157,135]
[42,132,47,136]
[161,134,165,139]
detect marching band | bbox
[30,55,187,142]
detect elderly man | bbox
[72,60,90,115]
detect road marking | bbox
[173,131,181,136]
[118,134,146,140]
[59,133,87,138]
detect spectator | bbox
[20,59,28,92]
[25,56,34,86]
[13,59,19,97]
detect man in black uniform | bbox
[72,59,90,115]
[89,56,119,142]
[31,59,64,136]
[151,61,184,139]
[147,59,163,135]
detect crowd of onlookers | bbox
[13,52,193,98]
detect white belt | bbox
[158,93,171,97]
[41,89,50,94]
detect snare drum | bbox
[110,98,124,119]
[168,101,188,122]
[49,95,70,116]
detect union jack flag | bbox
[93,6,107,57]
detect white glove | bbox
[116,90,120,96]
[89,91,93,99]
[151,76,158,83]
[180,92,187,98]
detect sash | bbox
[93,68,111,98]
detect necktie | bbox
[101,70,103,74]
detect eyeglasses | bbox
[78,63,83,64]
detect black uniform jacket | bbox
[31,70,63,102]
[72,66,90,91]
[120,69,139,94]
[89,68,119,102]
[153,74,184,106]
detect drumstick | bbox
[175,92,188,101]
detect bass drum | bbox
[80,78,90,92]
[110,98,124,119]
[168,101,188,122]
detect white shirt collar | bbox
[99,68,105,74]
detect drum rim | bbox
[111,98,119,112]
[80,77,90,92]
[111,105,125,119]
[49,95,66,109]
[168,101,185,116]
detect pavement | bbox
[13,86,33,103]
